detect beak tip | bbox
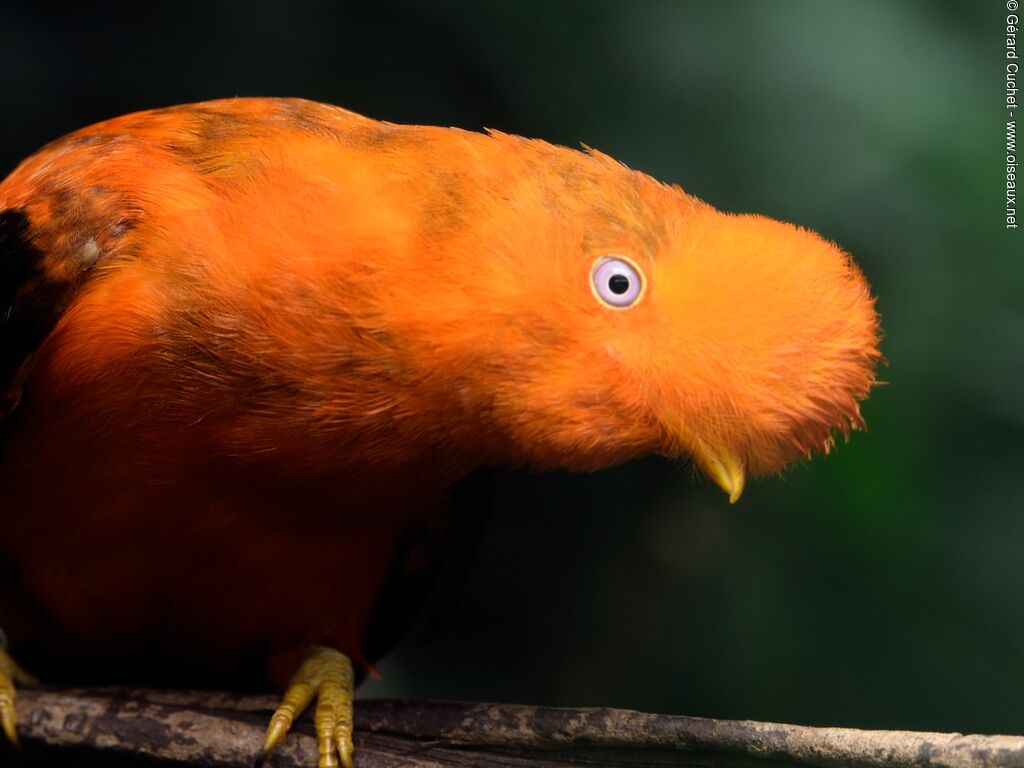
[691,440,746,505]
[720,469,745,504]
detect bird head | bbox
[424,138,881,500]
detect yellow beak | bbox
[692,439,746,503]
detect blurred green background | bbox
[1,0,1016,736]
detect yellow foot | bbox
[0,646,39,746]
[258,645,355,768]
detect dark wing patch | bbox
[0,208,69,418]
[360,470,495,666]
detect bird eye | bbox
[591,256,644,309]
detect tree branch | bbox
[9,687,1024,768]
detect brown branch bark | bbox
[8,686,1024,768]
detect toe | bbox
[259,646,355,767]
[0,648,32,747]
[0,692,18,747]
[315,679,354,768]
[259,679,316,764]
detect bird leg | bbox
[258,645,355,768]
[0,636,39,746]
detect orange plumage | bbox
[0,97,879,753]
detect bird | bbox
[0,97,881,767]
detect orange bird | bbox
[0,98,880,767]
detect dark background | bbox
[1,0,1018,736]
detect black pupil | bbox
[608,274,630,295]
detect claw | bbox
[0,692,17,747]
[0,647,36,748]
[258,646,355,768]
